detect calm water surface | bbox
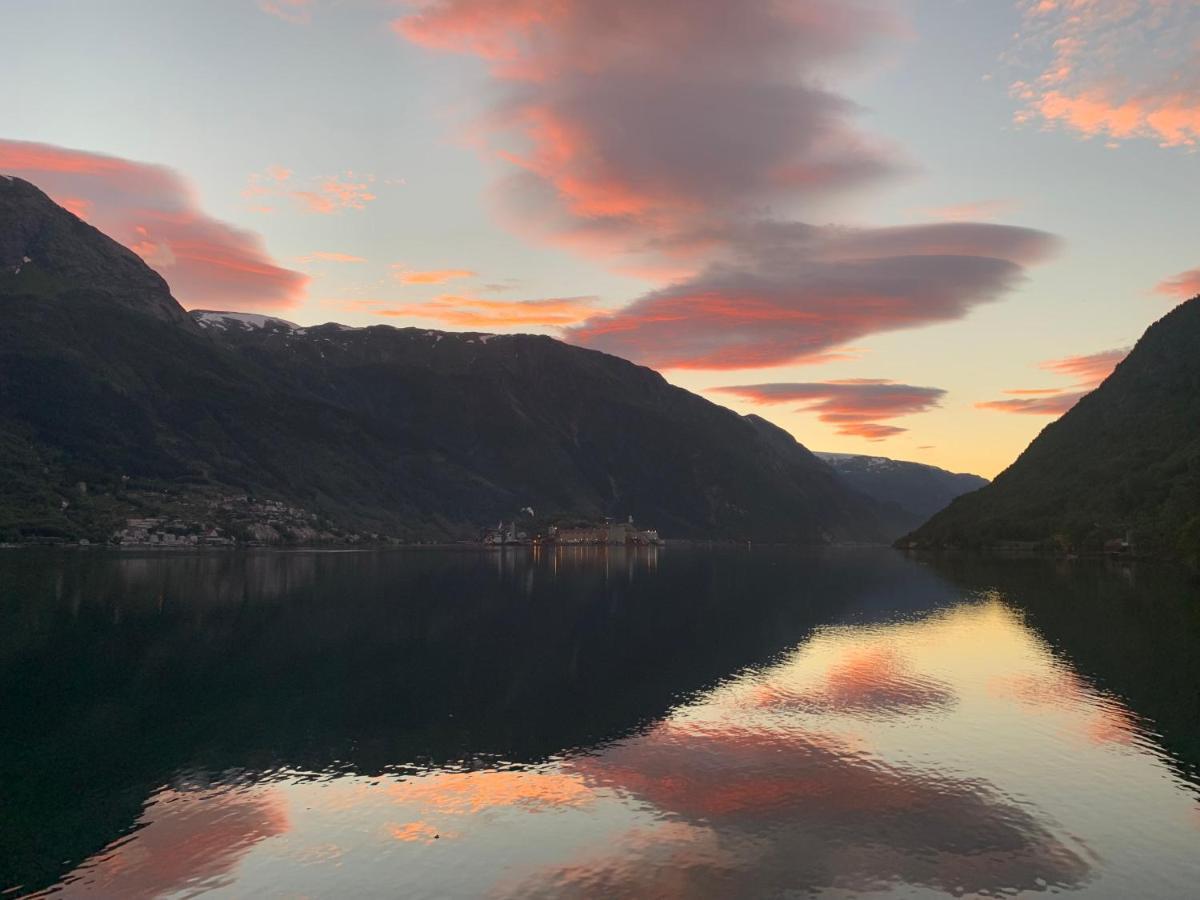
[1,547,1198,898]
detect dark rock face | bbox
[0,176,194,327]
[905,296,1200,560]
[815,452,988,531]
[0,179,901,543]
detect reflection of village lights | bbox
[484,516,662,547]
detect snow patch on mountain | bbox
[192,311,513,346]
[192,310,300,332]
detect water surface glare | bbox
[2,547,1198,897]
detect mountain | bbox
[0,175,193,327]
[0,176,903,544]
[905,296,1200,562]
[814,452,988,531]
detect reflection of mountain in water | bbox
[1,547,957,892]
[921,553,1200,784]
[3,548,1197,896]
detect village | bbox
[108,497,661,550]
[109,495,377,548]
[483,515,662,547]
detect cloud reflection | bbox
[384,770,592,816]
[35,785,288,899]
[751,644,956,718]
[990,669,1138,748]
[527,720,1091,897]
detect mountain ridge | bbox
[814,451,988,531]
[904,296,1200,561]
[0,176,907,545]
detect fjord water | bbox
[2,549,1198,898]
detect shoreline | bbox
[0,538,897,554]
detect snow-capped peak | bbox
[192,310,300,332]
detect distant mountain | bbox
[0,176,904,544]
[815,452,988,532]
[905,296,1200,562]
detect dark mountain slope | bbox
[190,316,905,541]
[0,174,193,326]
[905,296,1200,560]
[815,452,988,532]
[1,176,898,543]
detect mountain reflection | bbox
[3,548,1199,897]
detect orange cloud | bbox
[712,379,945,441]
[975,392,1085,416]
[392,266,476,284]
[1,139,308,310]
[1155,267,1200,299]
[1010,0,1200,147]
[838,423,907,440]
[293,174,377,214]
[301,251,367,263]
[977,346,1126,416]
[376,294,600,329]
[246,167,378,215]
[1038,348,1127,388]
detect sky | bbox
[1,0,1197,478]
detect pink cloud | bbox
[245,167,377,215]
[1039,347,1128,388]
[1,139,308,310]
[374,294,599,329]
[1009,0,1200,147]
[392,266,477,284]
[259,0,312,25]
[397,1,1058,371]
[712,379,945,441]
[838,423,909,440]
[975,392,1085,416]
[395,0,903,270]
[567,223,1057,370]
[977,346,1127,416]
[292,174,377,214]
[1155,267,1200,299]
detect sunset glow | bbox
[2,0,1195,477]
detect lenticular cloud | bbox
[397,0,1059,370]
[712,380,946,440]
